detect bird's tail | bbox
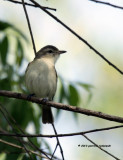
[42,106,54,124]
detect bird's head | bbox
[35,45,66,63]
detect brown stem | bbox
[0,90,123,123]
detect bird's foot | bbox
[27,93,35,100]
[41,98,48,104]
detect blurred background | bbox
[0,0,123,159]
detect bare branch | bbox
[0,105,34,160]
[0,90,123,123]
[0,128,60,160]
[89,0,123,10]
[0,94,121,160]
[5,0,56,11]
[0,125,122,138]
[0,138,48,159]
[0,124,121,159]
[21,0,36,56]
[52,124,64,160]
[1,1,123,159]
[83,134,120,160]
[28,0,123,75]
[0,103,51,159]
[51,143,58,160]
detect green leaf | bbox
[0,137,22,160]
[16,39,24,66]
[56,79,67,118]
[32,108,40,134]
[22,155,34,160]
[14,27,28,43]
[57,82,65,114]
[86,92,93,106]
[23,155,37,160]
[0,35,8,65]
[77,82,94,106]
[0,78,12,90]
[58,77,67,102]
[0,21,28,42]
[6,154,19,160]
[59,81,66,103]
[68,84,79,106]
[77,82,93,92]
[29,137,40,148]
[10,100,33,129]
[6,64,14,79]
[0,21,12,31]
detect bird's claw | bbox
[41,98,48,103]
[27,93,35,100]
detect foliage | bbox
[56,77,93,119]
[0,20,93,159]
[0,21,41,160]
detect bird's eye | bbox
[48,50,53,53]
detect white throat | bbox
[41,54,60,65]
[54,54,60,63]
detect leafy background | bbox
[0,0,123,159]
[0,20,93,160]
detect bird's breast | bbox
[25,59,57,99]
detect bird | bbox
[25,45,66,124]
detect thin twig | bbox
[51,143,58,160]
[29,0,123,75]
[0,124,122,138]
[0,138,47,159]
[0,128,60,160]
[0,105,34,160]
[0,103,51,160]
[52,124,64,160]
[5,0,123,74]
[21,0,36,56]
[19,3,64,159]
[83,134,120,160]
[0,126,121,159]
[0,90,123,123]
[5,0,56,11]
[89,0,123,10]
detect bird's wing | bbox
[25,61,34,74]
[50,67,57,101]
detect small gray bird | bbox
[25,45,66,124]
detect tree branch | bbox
[0,138,48,159]
[5,0,56,11]
[52,124,64,160]
[0,125,122,138]
[83,134,120,160]
[0,105,34,160]
[0,90,123,123]
[89,0,123,10]
[0,103,51,159]
[5,0,123,74]
[21,0,36,56]
[28,0,123,75]
[0,128,60,160]
[0,124,121,159]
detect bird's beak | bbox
[59,50,67,54]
